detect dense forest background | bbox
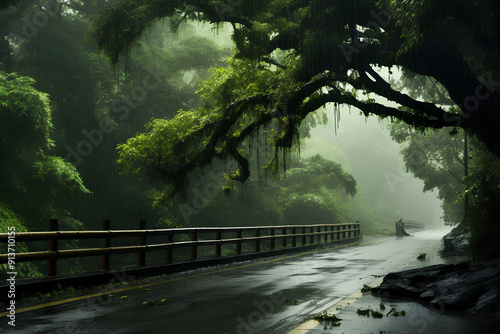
[3,0,498,277]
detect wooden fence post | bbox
[255,230,260,253]
[310,226,314,244]
[165,232,173,263]
[292,228,296,247]
[191,231,198,260]
[302,227,306,245]
[270,228,275,250]
[236,230,242,254]
[48,219,58,277]
[138,221,146,266]
[282,228,287,248]
[101,220,110,271]
[216,231,222,257]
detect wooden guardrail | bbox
[0,220,361,277]
[402,221,425,230]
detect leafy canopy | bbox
[92,0,500,200]
[462,144,500,260]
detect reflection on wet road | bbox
[2,228,459,334]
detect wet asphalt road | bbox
[2,228,465,334]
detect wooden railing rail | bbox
[0,221,361,277]
[402,221,425,229]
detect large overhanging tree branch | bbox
[92,0,500,200]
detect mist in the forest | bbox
[304,105,444,228]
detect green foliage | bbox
[357,308,370,316]
[462,145,500,260]
[0,69,89,276]
[0,202,41,278]
[370,309,384,318]
[0,70,89,232]
[283,155,356,196]
[0,202,26,233]
[141,298,167,307]
[89,0,498,207]
[358,305,405,318]
[6,0,231,237]
[385,0,499,78]
[90,0,179,66]
[386,307,406,317]
[360,284,372,293]
[0,71,53,153]
[93,0,500,171]
[0,0,22,10]
[313,310,342,324]
[279,155,355,225]
[117,54,326,202]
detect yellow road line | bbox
[1,242,359,317]
[287,276,385,334]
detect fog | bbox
[303,105,444,227]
